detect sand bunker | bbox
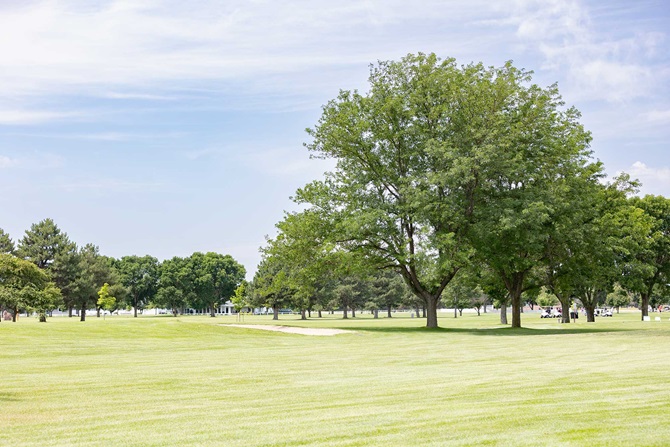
[225,324,352,336]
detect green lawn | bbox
[1,310,670,446]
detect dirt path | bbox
[224,324,352,336]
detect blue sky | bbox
[1,0,668,278]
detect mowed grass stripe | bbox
[2,311,670,446]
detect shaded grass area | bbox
[1,311,670,446]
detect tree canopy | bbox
[296,52,600,327]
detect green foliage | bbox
[65,244,120,321]
[369,270,412,315]
[0,228,15,254]
[97,283,117,312]
[621,194,670,317]
[558,178,654,321]
[296,52,600,328]
[536,287,559,307]
[50,248,82,312]
[606,284,631,310]
[189,252,246,317]
[154,256,194,315]
[0,253,61,321]
[16,218,75,269]
[115,255,159,317]
[231,281,249,311]
[442,275,481,316]
[249,254,295,318]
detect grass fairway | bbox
[2,311,670,446]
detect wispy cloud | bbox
[644,109,670,123]
[240,147,336,180]
[0,109,81,125]
[501,0,666,102]
[0,151,64,170]
[629,161,670,196]
[0,155,18,168]
[57,178,165,193]
[0,0,501,117]
[101,92,178,101]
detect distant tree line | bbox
[249,53,670,328]
[0,219,245,322]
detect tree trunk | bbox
[426,296,439,328]
[500,304,508,324]
[68,307,73,318]
[343,308,348,319]
[210,306,216,317]
[560,298,571,324]
[39,313,47,322]
[458,308,463,316]
[97,307,101,318]
[133,299,138,318]
[454,305,457,318]
[641,293,650,320]
[483,303,487,313]
[307,309,311,318]
[422,307,426,318]
[511,292,522,328]
[301,309,306,320]
[616,306,620,314]
[416,306,421,319]
[12,307,18,322]
[80,303,86,322]
[476,307,481,316]
[273,307,279,320]
[351,308,356,318]
[387,306,392,318]
[585,305,596,322]
[373,309,378,319]
[318,309,322,318]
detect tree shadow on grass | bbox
[350,325,635,336]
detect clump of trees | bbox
[0,219,245,322]
[255,53,670,328]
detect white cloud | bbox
[628,161,670,196]
[57,178,164,193]
[101,92,177,101]
[644,109,670,123]
[0,109,80,125]
[0,152,64,170]
[503,0,666,102]
[0,1,499,111]
[0,155,18,168]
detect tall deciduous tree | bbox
[0,253,61,322]
[466,79,597,328]
[623,195,670,320]
[297,53,597,328]
[249,255,294,320]
[116,255,159,317]
[154,256,193,316]
[260,210,346,320]
[189,252,246,317]
[563,180,651,322]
